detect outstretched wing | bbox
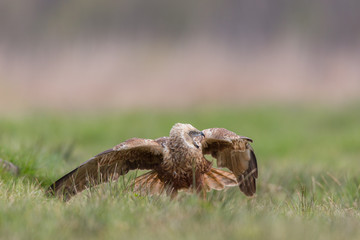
[48,137,166,200]
[201,128,258,196]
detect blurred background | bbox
[1,0,360,113]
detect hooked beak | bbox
[240,136,253,142]
[189,131,205,149]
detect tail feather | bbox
[203,168,238,191]
[133,171,165,196]
[134,168,238,196]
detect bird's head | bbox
[170,123,205,149]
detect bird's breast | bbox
[160,148,209,180]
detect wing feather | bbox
[202,128,258,196]
[48,137,166,200]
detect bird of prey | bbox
[48,123,258,200]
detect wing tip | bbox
[239,180,257,196]
[46,166,80,196]
[238,167,257,196]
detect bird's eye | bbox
[188,131,198,137]
[189,131,200,138]
[188,130,205,138]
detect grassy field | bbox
[1,104,360,240]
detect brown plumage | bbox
[48,123,258,200]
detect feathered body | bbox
[154,124,211,193]
[49,123,258,200]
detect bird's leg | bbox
[165,186,178,200]
[194,180,207,200]
[169,190,178,200]
[202,188,207,200]
[193,185,207,201]
[191,158,197,192]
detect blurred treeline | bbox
[1,0,359,49]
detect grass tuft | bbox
[1,105,360,239]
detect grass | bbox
[1,104,360,240]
